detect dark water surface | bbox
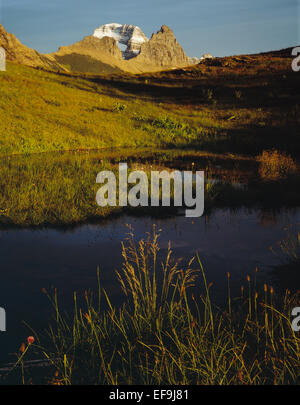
[0,207,299,365]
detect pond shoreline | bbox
[1,148,299,228]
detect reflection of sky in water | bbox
[0,207,299,363]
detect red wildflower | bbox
[27,336,35,345]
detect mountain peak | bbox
[159,25,173,34]
[1,22,196,74]
[134,24,189,68]
[55,22,192,72]
[93,23,148,59]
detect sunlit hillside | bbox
[1,49,299,157]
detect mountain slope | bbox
[49,35,124,74]
[1,46,299,158]
[0,24,65,71]
[49,24,193,74]
[133,25,189,67]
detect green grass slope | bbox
[0,49,299,157]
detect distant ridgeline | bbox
[0,22,206,74]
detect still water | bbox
[0,207,299,364]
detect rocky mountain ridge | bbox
[50,23,196,73]
[93,23,148,60]
[133,24,190,67]
[0,24,65,71]
[1,23,203,74]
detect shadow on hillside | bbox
[89,75,300,111]
[54,53,122,75]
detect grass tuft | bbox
[5,228,300,385]
[258,149,297,180]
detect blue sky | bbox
[0,0,299,57]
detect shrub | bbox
[152,116,184,130]
[258,149,297,180]
[112,102,127,112]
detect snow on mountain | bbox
[93,23,148,59]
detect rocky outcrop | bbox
[134,25,189,68]
[92,23,190,68]
[200,53,214,60]
[0,24,64,71]
[93,23,148,59]
[188,57,201,65]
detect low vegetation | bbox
[3,228,300,385]
[258,149,297,180]
[0,149,236,226]
[1,54,300,156]
[0,148,299,227]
